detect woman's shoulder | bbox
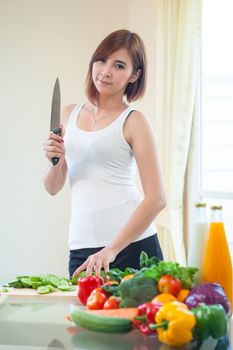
[124,108,153,146]
[61,103,78,128]
[62,104,77,119]
[126,109,152,130]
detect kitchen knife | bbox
[50,78,61,166]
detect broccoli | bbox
[118,274,158,307]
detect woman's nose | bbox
[100,67,111,78]
[101,72,111,79]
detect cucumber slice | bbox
[21,277,33,287]
[37,286,51,294]
[31,282,42,289]
[5,279,23,288]
[57,284,75,291]
[47,285,56,292]
[31,276,43,282]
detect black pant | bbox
[69,234,163,277]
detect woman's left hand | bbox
[72,247,116,277]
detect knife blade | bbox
[50,78,61,166]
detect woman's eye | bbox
[115,64,125,69]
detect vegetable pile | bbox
[68,251,231,348]
[4,274,75,294]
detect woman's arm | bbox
[43,104,76,195]
[107,110,166,252]
[73,111,166,276]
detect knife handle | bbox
[52,127,62,166]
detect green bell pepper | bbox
[192,303,228,342]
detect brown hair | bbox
[85,29,147,103]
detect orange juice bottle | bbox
[202,205,232,310]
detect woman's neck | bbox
[94,96,127,113]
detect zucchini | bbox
[70,308,133,334]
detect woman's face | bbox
[92,48,138,98]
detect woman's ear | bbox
[129,69,141,83]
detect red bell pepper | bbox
[134,302,163,335]
[77,275,103,305]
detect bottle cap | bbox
[210,205,223,210]
[195,202,206,207]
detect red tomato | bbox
[86,288,108,310]
[103,296,121,309]
[157,275,182,296]
[91,287,110,298]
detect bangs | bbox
[91,44,130,66]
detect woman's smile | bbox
[97,79,112,86]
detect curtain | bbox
[153,0,202,264]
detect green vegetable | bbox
[5,279,24,288]
[118,274,158,307]
[41,274,69,287]
[192,304,228,343]
[102,283,120,296]
[139,250,160,268]
[57,284,75,291]
[105,267,138,283]
[31,276,42,282]
[31,282,42,289]
[21,277,34,287]
[47,285,57,292]
[1,287,9,293]
[5,274,74,295]
[37,286,51,294]
[143,260,198,289]
[70,308,133,333]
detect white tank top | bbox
[64,103,155,250]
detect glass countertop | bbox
[0,276,231,350]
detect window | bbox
[201,0,233,259]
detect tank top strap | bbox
[117,106,136,127]
[67,103,84,128]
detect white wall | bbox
[0,0,158,277]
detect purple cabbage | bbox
[184,282,230,314]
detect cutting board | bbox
[4,286,78,301]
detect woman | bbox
[43,29,166,278]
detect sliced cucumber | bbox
[21,277,33,287]
[31,282,42,289]
[57,284,75,291]
[37,286,51,294]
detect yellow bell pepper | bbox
[150,301,196,347]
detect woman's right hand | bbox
[43,127,65,163]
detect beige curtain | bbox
[153,0,202,264]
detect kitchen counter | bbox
[0,276,232,350]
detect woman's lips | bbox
[98,79,111,86]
